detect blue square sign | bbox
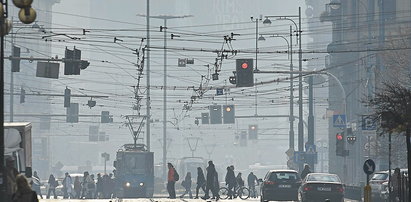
[333,114,346,128]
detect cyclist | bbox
[225,166,236,199]
[247,172,258,198]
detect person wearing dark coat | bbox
[301,164,311,180]
[12,174,39,202]
[203,161,217,199]
[225,166,236,199]
[195,167,206,199]
[180,172,193,198]
[46,174,58,199]
[247,172,258,198]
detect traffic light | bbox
[201,113,209,124]
[347,136,357,144]
[209,105,222,124]
[236,59,254,87]
[64,47,89,75]
[11,46,21,72]
[66,103,79,123]
[101,111,113,123]
[248,125,258,139]
[229,76,236,84]
[64,87,71,108]
[336,133,345,156]
[20,87,25,103]
[223,105,235,124]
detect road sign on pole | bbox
[363,159,376,175]
[362,115,377,130]
[333,114,346,128]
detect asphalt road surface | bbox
[39,198,360,202]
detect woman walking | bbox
[12,174,39,202]
[195,167,206,199]
[180,172,193,198]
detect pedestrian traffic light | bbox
[201,113,209,124]
[223,105,235,124]
[64,87,71,108]
[66,103,79,123]
[20,87,25,103]
[336,133,345,156]
[236,59,254,87]
[229,76,236,84]
[209,105,222,124]
[248,125,258,139]
[101,111,113,123]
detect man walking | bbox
[225,166,236,199]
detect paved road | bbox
[39,197,360,202]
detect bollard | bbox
[364,185,371,202]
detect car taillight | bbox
[264,181,275,185]
[337,187,344,193]
[303,186,311,191]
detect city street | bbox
[38,198,360,202]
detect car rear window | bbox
[306,174,340,182]
[269,172,298,181]
[371,173,388,180]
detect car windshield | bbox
[371,173,388,180]
[269,172,299,181]
[306,174,340,182]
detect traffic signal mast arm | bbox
[5,56,89,64]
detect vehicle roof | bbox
[306,173,339,176]
[374,169,408,174]
[268,169,298,173]
[4,122,32,127]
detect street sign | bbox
[285,148,294,158]
[216,88,224,95]
[333,114,346,128]
[362,115,377,130]
[305,144,317,154]
[363,159,376,175]
[293,151,305,163]
[178,58,186,67]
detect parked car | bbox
[298,173,344,202]
[372,169,408,202]
[260,169,300,201]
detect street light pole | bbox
[146,0,151,152]
[140,14,192,180]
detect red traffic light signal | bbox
[241,62,249,69]
[336,133,343,140]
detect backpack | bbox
[174,169,179,181]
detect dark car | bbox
[260,169,300,202]
[298,173,344,202]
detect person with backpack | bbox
[167,163,178,199]
[180,172,193,198]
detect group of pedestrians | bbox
[34,171,115,199]
[167,161,260,200]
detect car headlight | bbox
[139,182,144,187]
[125,182,131,187]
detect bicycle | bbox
[219,185,250,200]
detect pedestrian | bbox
[212,167,220,200]
[6,158,19,199]
[225,166,236,199]
[247,172,258,198]
[391,168,401,201]
[81,171,92,199]
[31,171,43,199]
[180,172,193,198]
[89,174,96,198]
[195,167,206,199]
[301,164,311,180]
[74,176,81,199]
[96,173,103,198]
[46,174,58,199]
[102,174,111,199]
[63,172,73,198]
[11,174,39,202]
[167,163,178,199]
[203,160,218,200]
[236,172,244,188]
[108,173,115,198]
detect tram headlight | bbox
[139,182,144,186]
[125,182,131,187]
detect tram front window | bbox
[124,154,145,173]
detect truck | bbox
[113,143,154,198]
[4,122,32,177]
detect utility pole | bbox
[140,14,192,180]
[289,26,295,151]
[297,7,304,172]
[307,75,315,169]
[146,0,151,153]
